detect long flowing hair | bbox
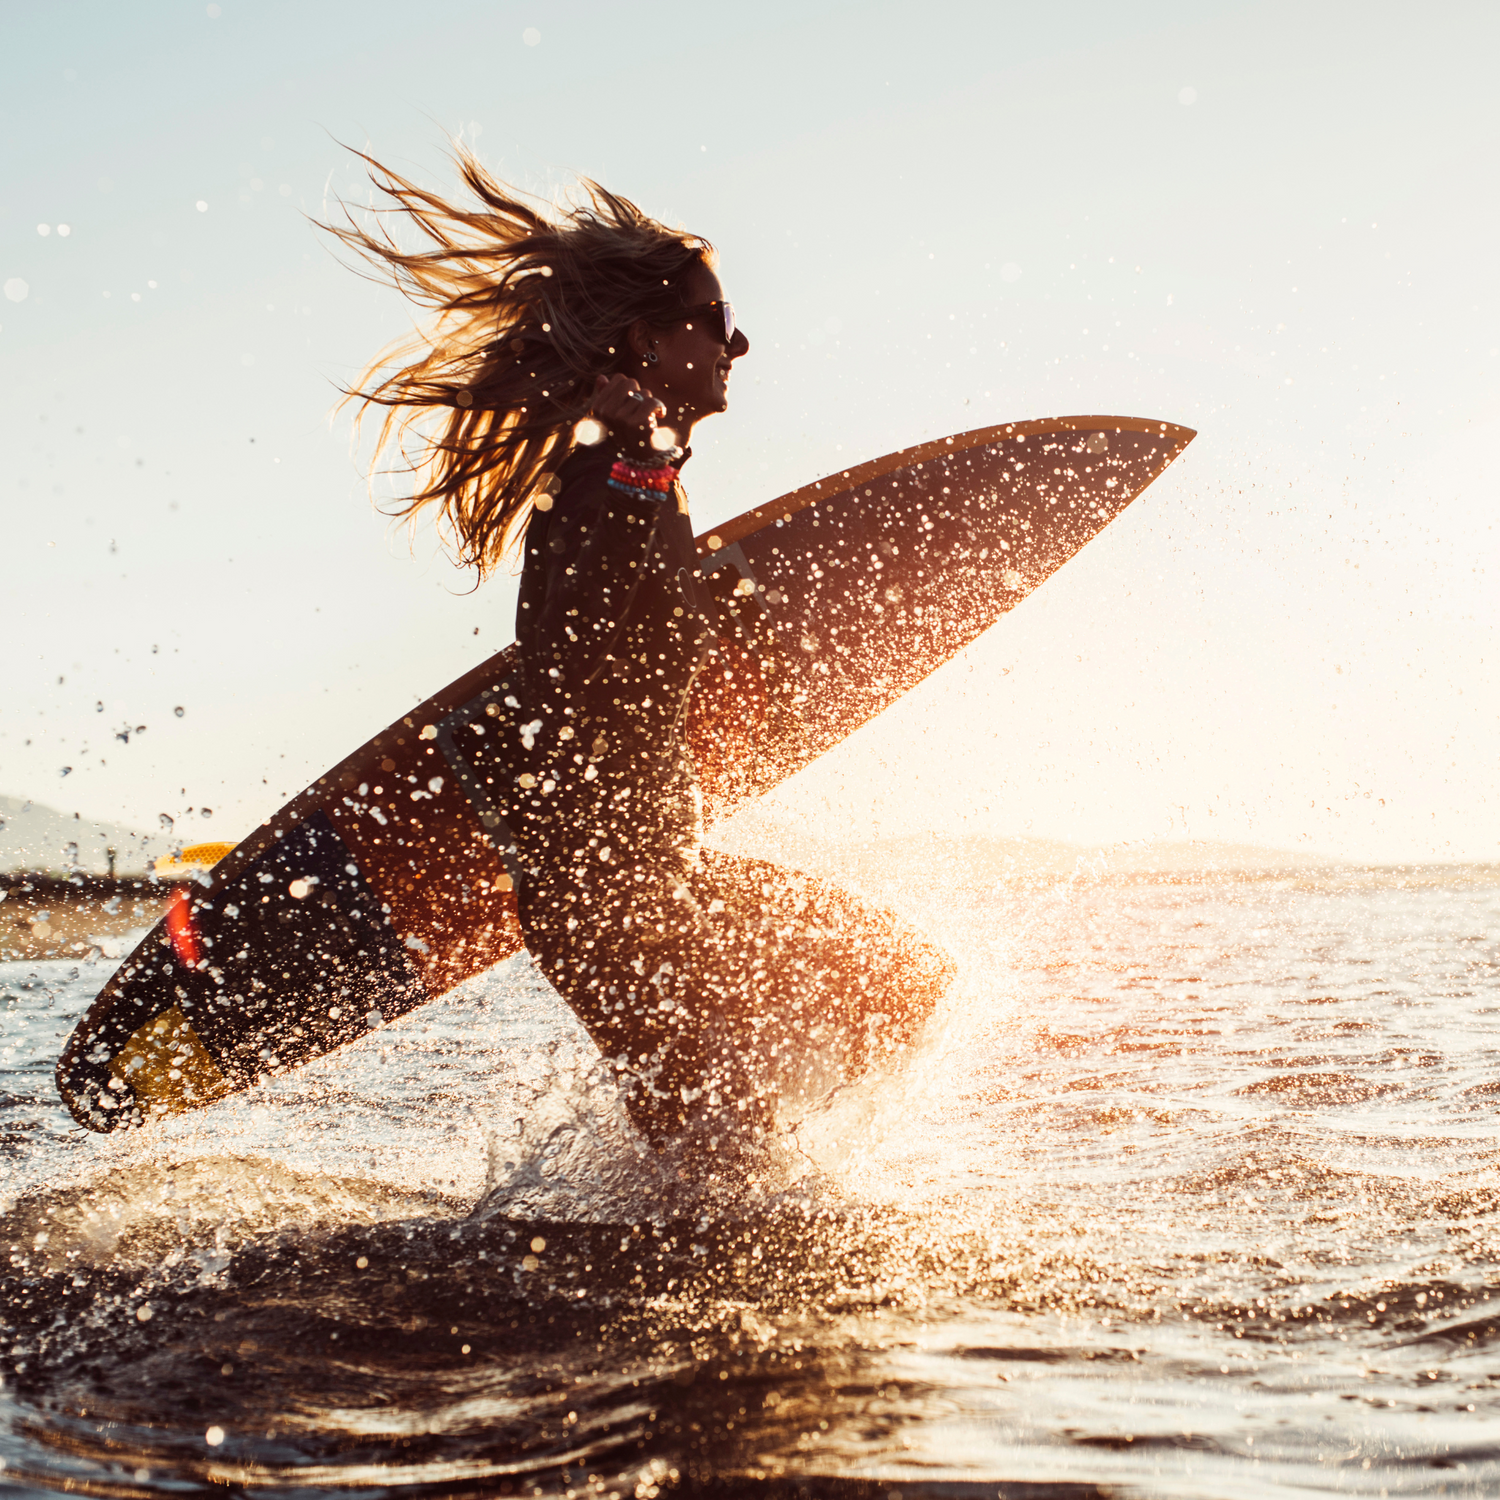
[323,147,715,577]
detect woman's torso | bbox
[507,441,719,868]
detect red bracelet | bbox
[607,459,678,501]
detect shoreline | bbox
[1,873,172,964]
[5,855,1498,966]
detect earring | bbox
[646,344,659,365]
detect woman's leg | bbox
[517,855,769,1150]
[516,849,955,1151]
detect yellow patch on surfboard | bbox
[109,1006,232,1114]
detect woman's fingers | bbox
[591,373,665,430]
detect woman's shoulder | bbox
[549,442,612,508]
[519,446,611,548]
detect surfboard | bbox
[56,415,1194,1130]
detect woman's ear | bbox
[626,319,653,360]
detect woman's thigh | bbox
[690,849,955,1066]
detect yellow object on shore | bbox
[152,842,238,880]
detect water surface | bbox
[3,859,1500,1497]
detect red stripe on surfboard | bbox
[164,890,201,967]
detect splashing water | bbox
[3,852,1500,1496]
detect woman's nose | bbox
[728,326,749,358]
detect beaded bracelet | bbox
[607,458,679,505]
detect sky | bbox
[3,0,1497,868]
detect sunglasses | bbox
[677,299,736,347]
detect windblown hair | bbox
[324,147,715,577]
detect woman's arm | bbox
[521,459,671,693]
[519,373,682,697]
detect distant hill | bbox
[707,806,1334,890]
[0,795,171,876]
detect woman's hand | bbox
[591,373,665,433]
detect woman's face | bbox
[636,264,750,437]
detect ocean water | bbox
[2,857,1500,1498]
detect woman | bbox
[330,149,953,1162]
